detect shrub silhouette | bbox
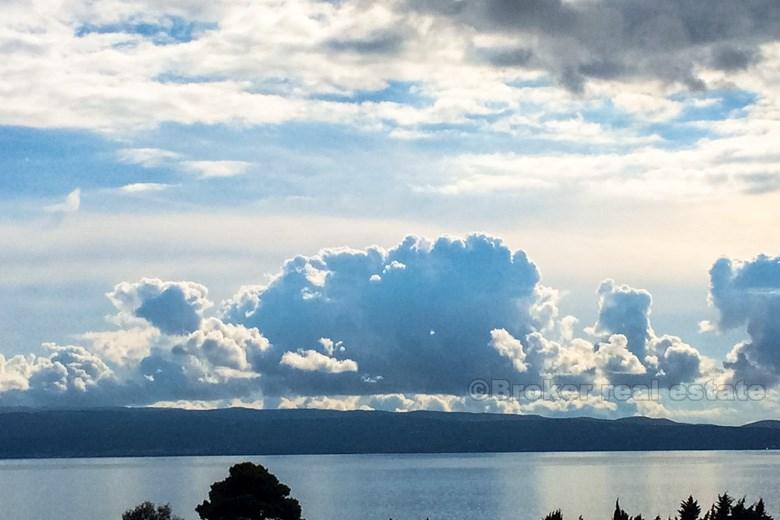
[122,502,182,520]
[196,462,302,520]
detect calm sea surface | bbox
[0,451,778,520]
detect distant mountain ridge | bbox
[0,408,778,459]
[743,420,780,429]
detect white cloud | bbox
[425,125,780,199]
[119,183,172,193]
[0,354,34,392]
[117,148,181,167]
[489,328,529,373]
[0,232,759,420]
[181,160,252,178]
[280,350,358,374]
[1,0,777,155]
[44,188,80,214]
[80,327,158,366]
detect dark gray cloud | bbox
[327,31,405,54]
[709,255,780,386]
[475,46,534,67]
[710,45,761,71]
[410,0,780,91]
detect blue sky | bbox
[2,0,780,423]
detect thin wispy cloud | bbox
[119,183,172,193]
[181,160,252,178]
[117,148,181,167]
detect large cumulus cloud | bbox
[708,255,780,386]
[224,234,544,395]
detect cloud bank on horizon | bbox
[0,233,777,423]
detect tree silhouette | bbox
[196,462,302,520]
[715,494,734,520]
[614,500,630,520]
[755,499,767,519]
[679,496,702,520]
[122,502,182,520]
[540,494,773,520]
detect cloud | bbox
[0,344,116,406]
[183,317,269,371]
[587,279,705,386]
[0,354,33,392]
[32,343,114,394]
[117,148,181,167]
[708,255,780,386]
[327,31,405,55]
[133,317,269,404]
[223,234,544,395]
[119,183,172,193]
[181,160,252,178]
[79,327,158,366]
[281,350,358,374]
[107,278,212,335]
[118,147,251,180]
[590,280,652,359]
[594,335,647,377]
[44,188,80,214]
[426,133,780,200]
[489,328,529,373]
[412,0,780,91]
[524,331,598,382]
[0,233,721,410]
[710,45,761,71]
[1,0,777,158]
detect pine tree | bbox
[755,499,767,519]
[678,496,702,520]
[715,493,734,520]
[614,500,630,520]
[732,498,749,520]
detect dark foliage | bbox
[541,494,772,520]
[612,499,646,520]
[122,502,182,520]
[196,462,302,520]
[680,496,702,520]
[544,510,564,520]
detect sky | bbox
[2,0,780,424]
